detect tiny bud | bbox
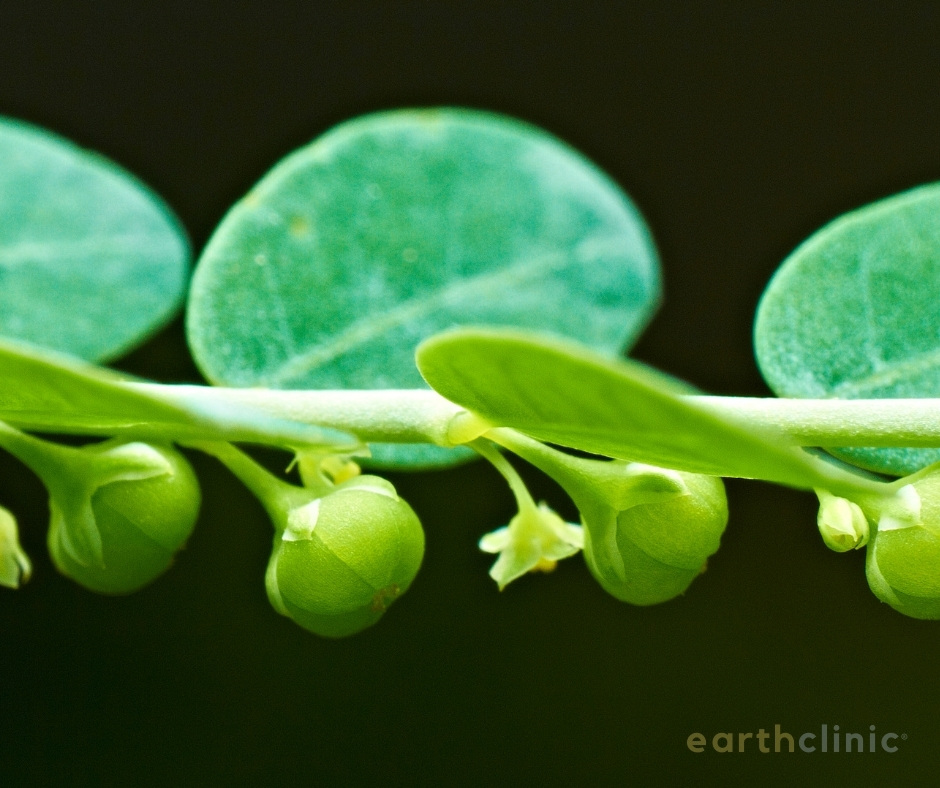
[295,449,362,489]
[816,490,869,552]
[0,506,31,589]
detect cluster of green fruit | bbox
[0,427,424,638]
[6,414,940,636]
[0,414,738,637]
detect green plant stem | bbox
[0,420,81,482]
[470,439,538,514]
[695,396,940,447]
[130,384,940,449]
[130,385,488,447]
[188,441,314,525]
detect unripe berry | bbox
[866,467,940,619]
[47,442,200,594]
[583,471,728,605]
[265,475,424,637]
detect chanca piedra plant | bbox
[4,108,940,636]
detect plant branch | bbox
[695,396,940,447]
[128,384,487,447]
[130,384,940,449]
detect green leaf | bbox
[0,339,355,449]
[754,183,940,476]
[187,108,660,468]
[0,117,190,361]
[416,328,885,499]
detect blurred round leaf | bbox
[187,108,660,468]
[0,117,190,361]
[754,183,940,476]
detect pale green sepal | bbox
[610,464,689,507]
[0,427,178,568]
[861,462,940,617]
[283,499,321,542]
[478,529,510,553]
[0,506,31,589]
[815,490,869,552]
[336,475,399,501]
[564,461,690,514]
[481,429,706,591]
[479,502,583,590]
[876,484,921,532]
[49,441,175,566]
[343,482,397,500]
[48,497,103,569]
[865,537,902,607]
[264,543,290,617]
[578,502,627,588]
[295,449,367,490]
[281,475,403,543]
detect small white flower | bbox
[479,502,583,590]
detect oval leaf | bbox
[755,183,940,475]
[0,339,354,449]
[0,117,190,361]
[187,108,660,468]
[416,328,884,499]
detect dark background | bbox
[2,2,939,785]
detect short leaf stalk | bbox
[190,441,327,529]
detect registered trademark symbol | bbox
[901,733,908,740]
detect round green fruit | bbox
[48,443,200,594]
[266,476,425,638]
[866,468,940,619]
[584,472,727,605]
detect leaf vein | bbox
[262,243,614,386]
[831,346,940,396]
